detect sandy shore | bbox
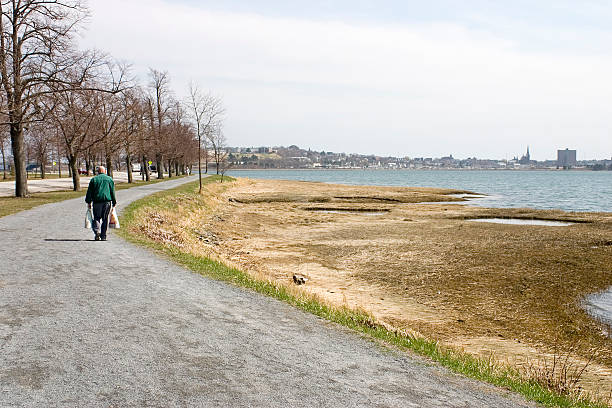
[137,177,612,397]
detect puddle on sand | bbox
[469,218,575,226]
[585,288,612,338]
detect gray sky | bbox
[81,0,612,160]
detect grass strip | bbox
[2,173,66,181]
[117,176,608,408]
[0,176,187,218]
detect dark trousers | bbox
[92,202,112,238]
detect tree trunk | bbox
[156,154,163,179]
[198,134,202,193]
[106,155,113,178]
[69,156,81,191]
[10,124,27,197]
[40,159,46,179]
[143,155,150,181]
[175,162,180,176]
[56,144,62,178]
[167,159,173,178]
[1,142,7,180]
[88,153,94,175]
[126,154,133,184]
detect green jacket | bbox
[85,174,116,206]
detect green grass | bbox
[117,176,608,408]
[0,175,188,218]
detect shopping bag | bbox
[109,207,120,229]
[84,208,93,229]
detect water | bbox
[229,169,612,213]
[586,289,612,337]
[470,218,574,226]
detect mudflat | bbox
[136,178,612,397]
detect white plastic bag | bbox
[84,208,93,229]
[109,207,120,229]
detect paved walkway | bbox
[0,176,536,407]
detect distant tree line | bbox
[0,0,226,196]
[588,163,612,171]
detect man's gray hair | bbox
[97,166,106,174]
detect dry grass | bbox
[127,177,612,401]
[523,345,596,397]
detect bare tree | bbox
[141,95,157,180]
[120,88,145,183]
[0,0,95,196]
[0,124,7,178]
[0,90,7,178]
[187,82,223,193]
[25,121,52,178]
[208,124,228,176]
[50,87,99,190]
[165,100,198,178]
[96,88,124,178]
[148,68,171,179]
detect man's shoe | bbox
[101,236,107,241]
[95,233,100,241]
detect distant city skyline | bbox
[232,144,597,162]
[82,0,612,160]
[226,144,611,171]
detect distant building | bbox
[557,148,577,168]
[519,146,531,164]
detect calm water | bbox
[586,290,612,337]
[229,169,612,213]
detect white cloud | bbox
[81,0,612,159]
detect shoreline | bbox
[226,169,612,214]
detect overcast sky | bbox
[81,0,612,160]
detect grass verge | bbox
[0,176,187,218]
[117,176,608,408]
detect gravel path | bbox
[0,176,536,407]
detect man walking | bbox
[85,166,117,241]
